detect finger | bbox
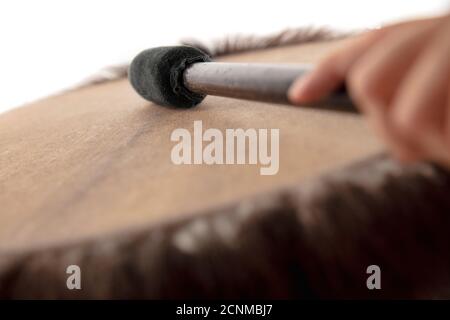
[288,32,382,103]
[389,18,450,165]
[288,17,445,105]
[346,18,443,161]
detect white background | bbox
[0,0,448,114]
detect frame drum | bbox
[1,40,450,299]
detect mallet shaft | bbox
[184,62,357,112]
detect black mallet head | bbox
[129,46,211,108]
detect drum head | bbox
[0,40,381,252]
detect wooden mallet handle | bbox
[184,62,356,112]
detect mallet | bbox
[129,46,356,112]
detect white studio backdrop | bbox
[0,0,448,114]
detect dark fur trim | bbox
[181,27,349,57]
[1,155,450,299]
[75,27,349,89]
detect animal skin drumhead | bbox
[2,39,450,300]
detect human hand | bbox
[289,15,450,167]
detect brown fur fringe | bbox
[75,27,349,89]
[1,155,450,299]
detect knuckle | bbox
[392,108,424,138]
[348,67,380,104]
[316,54,342,78]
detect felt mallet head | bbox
[129,46,211,108]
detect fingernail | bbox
[288,78,309,102]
